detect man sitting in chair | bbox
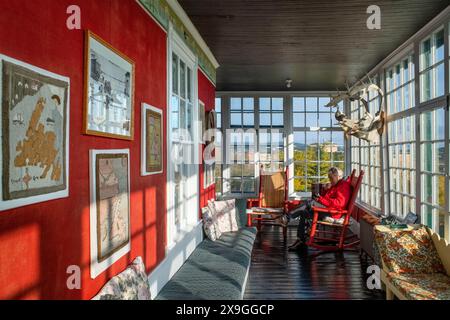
[286,167,352,250]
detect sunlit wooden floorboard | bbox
[244,225,384,300]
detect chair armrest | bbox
[312,206,347,215]
[247,198,260,208]
[284,199,302,211]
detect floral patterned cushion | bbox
[92,256,151,300]
[202,206,222,241]
[374,226,445,274]
[387,272,450,300]
[208,200,239,233]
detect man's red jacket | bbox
[316,179,352,218]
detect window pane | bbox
[293,97,304,112]
[172,54,178,95]
[306,113,318,127]
[260,113,270,126]
[305,97,317,112]
[421,38,432,70]
[318,97,331,112]
[231,113,242,126]
[243,97,254,110]
[260,98,270,111]
[180,61,186,99]
[187,68,192,102]
[231,98,241,110]
[272,98,283,111]
[272,112,283,126]
[435,29,444,63]
[243,113,254,126]
[293,113,305,127]
[318,113,331,127]
[436,63,444,97]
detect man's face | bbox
[328,173,339,185]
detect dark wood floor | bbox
[244,225,384,300]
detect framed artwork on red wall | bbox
[0,54,70,211]
[141,103,163,176]
[89,149,131,279]
[83,30,135,140]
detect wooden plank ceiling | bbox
[178,0,449,91]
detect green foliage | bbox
[294,141,344,192]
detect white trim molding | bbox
[166,0,220,69]
[148,220,203,299]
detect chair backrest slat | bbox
[259,165,287,208]
[346,170,364,216]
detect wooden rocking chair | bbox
[246,165,294,239]
[306,170,364,251]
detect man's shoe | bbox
[279,214,289,227]
[288,239,305,251]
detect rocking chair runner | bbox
[306,169,364,251]
[246,165,297,239]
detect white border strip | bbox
[148,220,203,299]
[89,149,131,279]
[166,0,220,69]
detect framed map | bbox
[84,30,135,140]
[141,103,163,175]
[89,149,130,279]
[0,54,70,211]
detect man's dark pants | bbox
[289,199,327,241]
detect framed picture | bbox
[89,149,131,279]
[141,103,163,175]
[83,30,135,140]
[0,54,70,211]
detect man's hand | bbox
[322,183,331,191]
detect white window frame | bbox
[166,25,200,251]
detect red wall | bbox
[0,0,214,300]
[198,70,217,212]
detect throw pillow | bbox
[92,256,151,300]
[202,206,222,241]
[208,199,239,233]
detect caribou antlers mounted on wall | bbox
[326,77,385,143]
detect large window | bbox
[227,97,257,196]
[259,97,285,171]
[351,86,383,210]
[420,108,446,237]
[387,115,416,218]
[292,97,344,194]
[420,28,445,102]
[386,55,415,114]
[214,98,223,196]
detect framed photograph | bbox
[0,54,70,211]
[141,103,163,175]
[89,149,131,279]
[84,30,135,140]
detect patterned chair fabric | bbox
[387,272,450,300]
[92,256,151,300]
[374,226,445,274]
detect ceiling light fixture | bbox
[286,79,293,89]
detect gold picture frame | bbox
[83,30,135,140]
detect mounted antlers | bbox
[326,76,385,143]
